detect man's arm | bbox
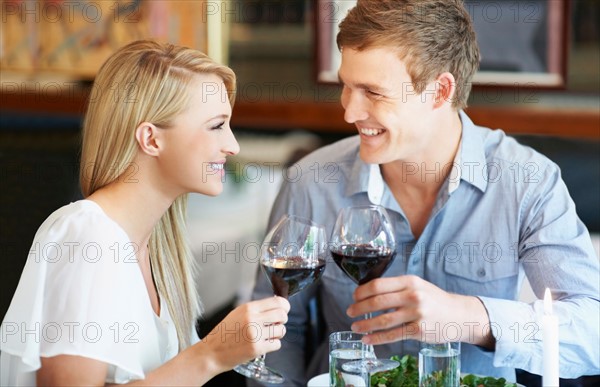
[480,164,600,378]
[347,275,495,348]
[347,162,599,378]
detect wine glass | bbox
[234,214,327,384]
[330,205,399,374]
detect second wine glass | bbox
[330,205,399,374]
[234,214,327,384]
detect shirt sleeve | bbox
[0,204,153,384]
[479,162,600,378]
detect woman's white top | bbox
[0,200,196,385]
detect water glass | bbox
[329,331,370,387]
[418,342,461,387]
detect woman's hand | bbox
[346,275,494,348]
[199,296,290,373]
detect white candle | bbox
[542,288,559,387]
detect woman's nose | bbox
[223,127,240,156]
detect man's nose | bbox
[342,90,369,124]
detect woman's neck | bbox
[86,166,175,250]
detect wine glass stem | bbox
[364,313,377,359]
[252,355,267,378]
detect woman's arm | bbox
[37,297,290,386]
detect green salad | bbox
[370,355,518,387]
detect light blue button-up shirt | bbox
[251,112,600,386]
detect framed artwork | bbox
[0,0,210,79]
[315,0,570,88]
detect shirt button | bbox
[477,268,486,277]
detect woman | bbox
[0,40,289,386]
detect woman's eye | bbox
[211,122,225,130]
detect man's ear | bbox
[434,72,457,109]
[135,122,160,157]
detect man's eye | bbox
[367,90,382,97]
[211,122,225,130]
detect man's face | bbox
[338,47,440,165]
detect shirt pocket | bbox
[443,258,519,298]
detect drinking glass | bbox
[419,342,461,387]
[330,205,399,374]
[329,331,370,387]
[234,214,327,384]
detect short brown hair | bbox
[337,0,480,110]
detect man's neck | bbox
[379,111,462,239]
[381,111,462,196]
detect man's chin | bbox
[359,148,387,165]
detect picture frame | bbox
[0,0,210,79]
[315,0,570,88]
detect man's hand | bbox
[346,275,495,348]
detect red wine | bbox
[261,256,326,298]
[331,244,396,285]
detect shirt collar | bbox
[345,110,488,200]
[345,154,371,198]
[457,110,488,193]
[345,160,385,204]
[448,140,462,194]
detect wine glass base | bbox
[234,362,285,384]
[342,358,399,374]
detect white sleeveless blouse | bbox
[0,200,195,385]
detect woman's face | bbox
[156,74,240,197]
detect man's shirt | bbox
[251,112,600,386]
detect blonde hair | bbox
[337,0,480,110]
[80,40,236,350]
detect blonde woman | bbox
[0,40,289,386]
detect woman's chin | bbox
[193,184,224,197]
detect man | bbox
[251,0,600,385]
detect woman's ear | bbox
[433,72,457,109]
[135,122,160,157]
